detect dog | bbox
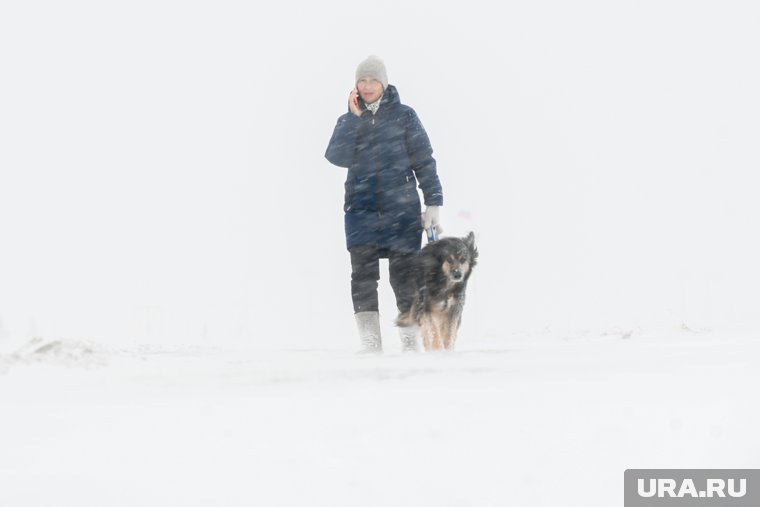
[396,232,478,351]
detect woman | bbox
[325,55,443,353]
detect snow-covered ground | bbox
[1,331,757,507]
[2,2,759,505]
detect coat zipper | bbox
[371,113,381,244]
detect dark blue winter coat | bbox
[325,85,443,253]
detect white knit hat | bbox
[355,55,388,90]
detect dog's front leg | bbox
[445,325,457,351]
[443,307,463,351]
[429,313,445,350]
[420,317,433,351]
[442,317,454,351]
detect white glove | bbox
[422,205,442,234]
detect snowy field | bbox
[1,330,757,507]
[2,1,760,505]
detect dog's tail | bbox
[395,310,415,327]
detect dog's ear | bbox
[464,231,478,262]
[420,250,439,271]
[464,231,476,250]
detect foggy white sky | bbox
[1,1,759,346]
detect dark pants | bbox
[350,246,416,314]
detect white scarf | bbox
[365,94,383,115]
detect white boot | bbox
[398,325,419,352]
[355,311,382,353]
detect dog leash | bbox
[425,225,439,243]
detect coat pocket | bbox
[403,173,419,201]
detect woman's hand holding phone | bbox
[348,88,361,117]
